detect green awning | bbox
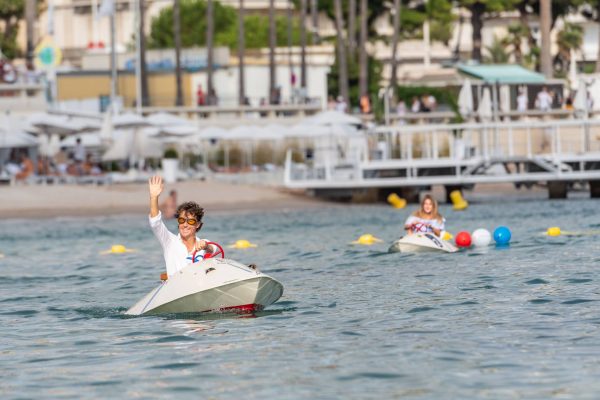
[457,64,546,84]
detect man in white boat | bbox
[404,194,445,237]
[148,175,215,278]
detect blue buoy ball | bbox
[493,226,512,245]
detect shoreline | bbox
[0,180,327,219]
[0,181,592,220]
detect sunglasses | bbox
[177,217,199,226]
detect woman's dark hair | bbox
[175,201,205,232]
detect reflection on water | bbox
[1,199,600,398]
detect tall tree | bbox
[348,0,356,54]
[502,23,528,64]
[539,0,552,77]
[555,22,583,73]
[300,0,307,91]
[140,0,150,106]
[333,0,349,105]
[310,0,319,44]
[0,0,25,60]
[358,0,368,100]
[389,0,401,91]
[268,0,276,104]
[238,0,245,105]
[457,0,518,62]
[173,0,183,106]
[25,0,34,63]
[206,0,215,104]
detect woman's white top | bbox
[404,215,445,234]
[149,211,208,277]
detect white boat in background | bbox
[126,254,284,316]
[389,233,458,254]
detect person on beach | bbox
[160,189,178,219]
[404,194,445,237]
[148,176,214,277]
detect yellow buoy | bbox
[387,193,407,209]
[441,231,454,241]
[450,190,468,211]
[351,234,383,245]
[100,244,136,254]
[228,239,258,249]
[547,227,561,236]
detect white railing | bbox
[0,83,46,112]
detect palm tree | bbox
[206,0,215,105]
[269,0,277,104]
[140,0,149,106]
[555,22,583,73]
[310,0,319,44]
[484,36,510,63]
[300,0,307,92]
[502,23,528,65]
[595,1,600,73]
[358,0,368,102]
[237,0,246,105]
[334,0,349,106]
[173,0,183,106]
[540,0,552,78]
[348,0,356,54]
[25,0,35,64]
[389,0,401,92]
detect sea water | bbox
[1,198,600,399]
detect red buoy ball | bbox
[455,231,472,248]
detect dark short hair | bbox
[175,202,205,231]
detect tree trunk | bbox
[268,0,277,104]
[174,0,183,106]
[389,0,401,92]
[140,0,150,106]
[206,0,215,105]
[470,2,484,62]
[334,0,349,106]
[25,0,36,64]
[300,0,307,92]
[348,0,356,54]
[540,0,552,78]
[358,0,368,99]
[238,0,246,105]
[596,2,600,73]
[310,0,319,45]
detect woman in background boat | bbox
[404,194,445,237]
[148,175,213,277]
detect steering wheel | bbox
[203,241,225,259]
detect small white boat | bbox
[389,233,458,253]
[125,256,284,316]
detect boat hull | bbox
[125,258,284,316]
[389,233,458,253]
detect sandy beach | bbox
[0,180,326,219]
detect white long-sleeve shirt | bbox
[149,211,208,277]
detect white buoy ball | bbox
[471,228,492,247]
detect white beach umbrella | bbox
[478,87,493,122]
[305,110,362,126]
[0,131,37,148]
[569,49,578,90]
[458,79,474,118]
[61,132,102,148]
[574,79,587,112]
[146,112,191,127]
[112,113,149,128]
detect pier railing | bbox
[284,118,600,189]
